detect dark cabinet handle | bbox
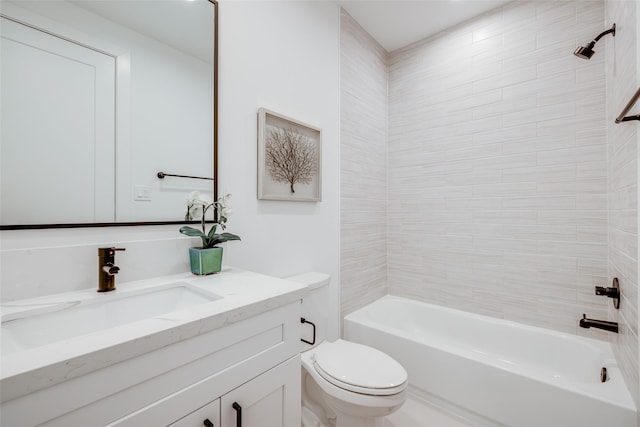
[203,419,214,427]
[232,402,242,427]
[301,317,316,345]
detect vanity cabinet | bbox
[1,301,302,427]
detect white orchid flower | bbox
[185,191,214,221]
[187,204,204,221]
[215,193,233,221]
[186,191,213,206]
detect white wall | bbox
[0,226,194,301]
[202,0,342,339]
[1,0,342,340]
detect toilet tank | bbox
[287,272,330,351]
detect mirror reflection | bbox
[1,0,216,228]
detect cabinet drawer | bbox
[169,399,220,427]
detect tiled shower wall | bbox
[387,1,611,335]
[340,9,389,318]
[341,0,639,409]
[606,0,639,412]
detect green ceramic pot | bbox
[189,246,223,275]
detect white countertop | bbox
[0,268,308,402]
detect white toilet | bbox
[289,273,408,427]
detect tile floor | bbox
[385,394,476,427]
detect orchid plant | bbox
[179,191,241,249]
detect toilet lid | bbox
[313,340,407,396]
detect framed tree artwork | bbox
[257,108,322,201]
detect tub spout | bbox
[579,314,618,333]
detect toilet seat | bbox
[312,340,407,396]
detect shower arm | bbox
[591,24,616,43]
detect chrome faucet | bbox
[98,247,126,292]
[579,314,618,333]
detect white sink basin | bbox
[1,283,221,356]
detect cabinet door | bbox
[221,356,300,427]
[169,398,220,427]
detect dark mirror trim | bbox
[1,221,204,230]
[0,0,218,231]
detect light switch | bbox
[134,186,152,201]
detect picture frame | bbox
[257,108,322,202]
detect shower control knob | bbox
[595,286,618,297]
[594,278,620,309]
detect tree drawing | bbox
[265,127,318,193]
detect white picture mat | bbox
[257,108,322,202]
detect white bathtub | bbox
[344,295,636,427]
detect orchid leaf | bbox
[179,225,206,237]
[206,224,219,239]
[220,232,241,241]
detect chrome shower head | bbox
[573,23,615,60]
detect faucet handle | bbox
[594,278,620,309]
[98,247,126,256]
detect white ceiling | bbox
[71,0,214,62]
[339,0,513,52]
[71,0,511,60]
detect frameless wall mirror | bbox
[0,0,217,229]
